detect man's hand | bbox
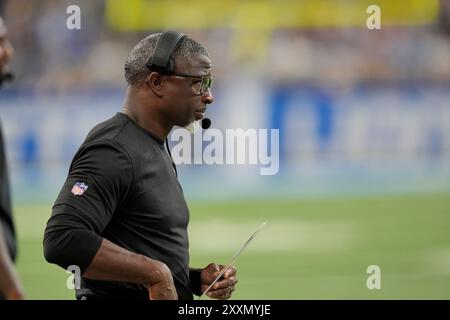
[5,288,24,300]
[148,262,178,300]
[200,263,238,300]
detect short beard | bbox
[184,120,201,133]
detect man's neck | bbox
[122,87,172,141]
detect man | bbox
[0,16,24,300]
[44,32,238,300]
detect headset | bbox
[146,30,186,75]
[146,30,212,126]
[147,31,184,177]
[147,31,212,177]
[146,31,189,177]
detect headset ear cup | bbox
[146,31,185,73]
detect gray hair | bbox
[124,33,209,86]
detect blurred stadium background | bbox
[1,0,450,299]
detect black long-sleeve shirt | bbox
[44,112,200,300]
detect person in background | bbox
[0,15,24,300]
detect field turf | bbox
[14,193,450,299]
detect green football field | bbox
[14,193,450,299]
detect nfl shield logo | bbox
[71,182,88,196]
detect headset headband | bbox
[146,30,186,74]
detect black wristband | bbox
[189,268,203,296]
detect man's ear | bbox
[146,71,165,97]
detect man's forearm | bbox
[0,227,23,299]
[82,238,170,287]
[44,215,177,299]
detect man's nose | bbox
[201,89,214,105]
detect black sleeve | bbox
[43,141,133,273]
[189,268,203,296]
[0,122,16,262]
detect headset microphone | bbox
[201,118,211,130]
